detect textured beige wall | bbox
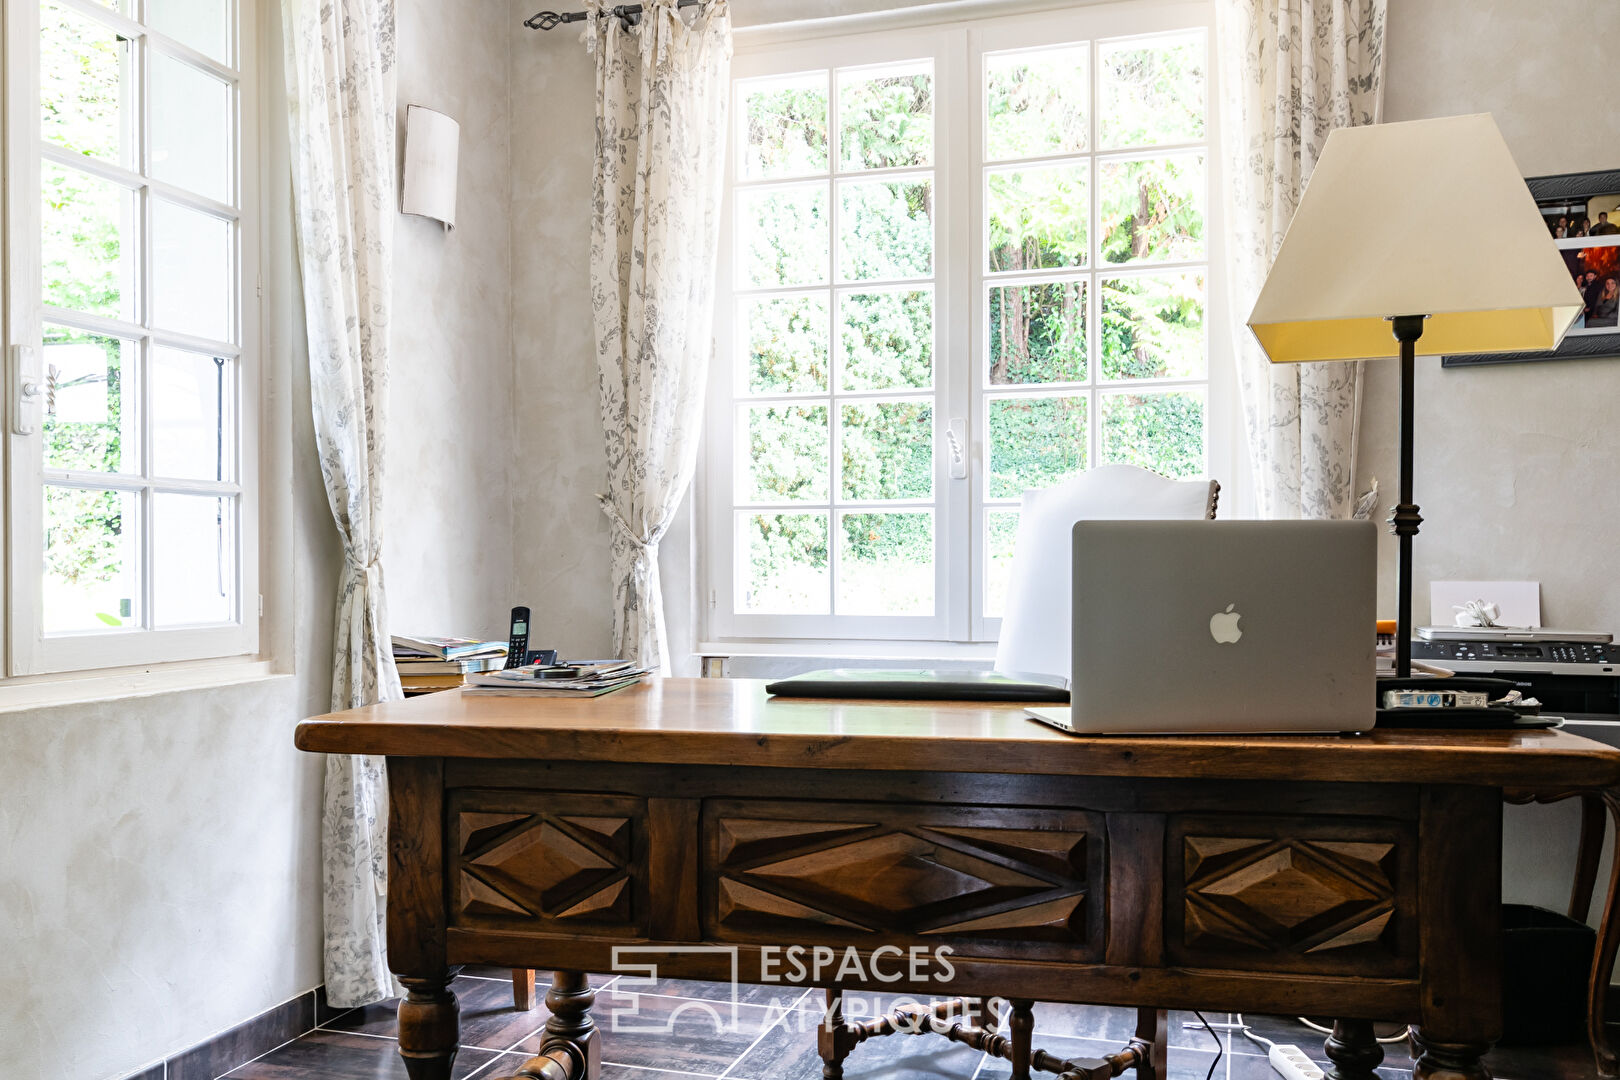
[0,0,521,1076]
[509,14,618,661]
[1373,0,1620,920]
[387,0,516,643]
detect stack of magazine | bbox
[464,660,647,698]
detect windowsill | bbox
[697,639,998,662]
[0,656,285,714]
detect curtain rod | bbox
[523,0,704,31]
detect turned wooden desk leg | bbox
[1009,999,1034,1080]
[819,988,855,1080]
[1131,1008,1168,1080]
[509,972,601,1080]
[1323,1020,1383,1080]
[398,973,461,1080]
[1411,1031,1491,1080]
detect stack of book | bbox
[464,660,647,698]
[392,635,509,697]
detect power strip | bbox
[1269,1044,1325,1080]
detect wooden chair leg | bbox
[513,968,537,1011]
[1571,792,1607,924]
[1009,999,1034,1080]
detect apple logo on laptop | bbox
[1209,603,1243,644]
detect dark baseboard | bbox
[120,986,335,1080]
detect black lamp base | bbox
[1388,314,1428,679]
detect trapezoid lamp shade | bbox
[1246,113,1583,363]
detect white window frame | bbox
[3,0,260,675]
[704,0,1234,649]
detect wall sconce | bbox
[402,104,459,230]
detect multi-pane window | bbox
[979,31,1209,616]
[707,7,1218,643]
[6,0,257,673]
[730,61,941,622]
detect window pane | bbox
[840,400,932,501]
[1100,273,1205,380]
[985,45,1088,161]
[1099,155,1205,265]
[1099,390,1205,478]
[42,162,138,322]
[151,52,232,203]
[987,165,1088,273]
[153,493,236,626]
[989,280,1086,385]
[152,347,235,481]
[839,288,932,391]
[839,179,933,282]
[838,511,933,615]
[41,1,135,167]
[1099,31,1207,149]
[839,64,932,172]
[739,512,829,614]
[740,73,827,181]
[743,404,828,502]
[985,510,1019,618]
[741,185,828,288]
[44,485,139,633]
[43,325,138,474]
[153,199,233,341]
[148,0,231,65]
[746,295,828,394]
[987,395,1087,499]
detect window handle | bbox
[12,345,41,436]
[946,417,968,480]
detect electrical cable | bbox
[1193,1010,1224,1080]
[1294,1017,1412,1044]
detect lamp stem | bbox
[1389,315,1427,680]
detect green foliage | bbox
[841,290,931,390]
[743,513,828,613]
[988,166,1088,272]
[988,396,1087,498]
[1098,34,1206,149]
[1100,274,1204,380]
[1100,391,1205,479]
[990,282,1086,384]
[840,401,932,500]
[742,83,827,179]
[747,404,829,502]
[840,180,933,281]
[985,47,1089,160]
[1099,156,1205,265]
[748,295,828,394]
[840,71,932,171]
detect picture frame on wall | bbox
[1442,167,1620,367]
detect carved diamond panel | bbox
[705,802,1103,959]
[451,793,644,934]
[1178,831,1402,963]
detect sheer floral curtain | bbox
[1215,0,1387,519]
[282,0,402,1008]
[587,0,732,672]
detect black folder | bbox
[765,669,1069,703]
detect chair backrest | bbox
[993,464,1220,682]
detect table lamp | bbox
[1246,113,1583,679]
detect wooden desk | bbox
[295,678,1620,1080]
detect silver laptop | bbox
[1028,520,1376,735]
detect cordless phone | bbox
[504,606,531,670]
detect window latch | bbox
[946,417,968,480]
[12,345,41,436]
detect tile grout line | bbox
[715,985,816,1080]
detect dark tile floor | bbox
[221,970,1605,1080]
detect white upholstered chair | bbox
[993,464,1220,682]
